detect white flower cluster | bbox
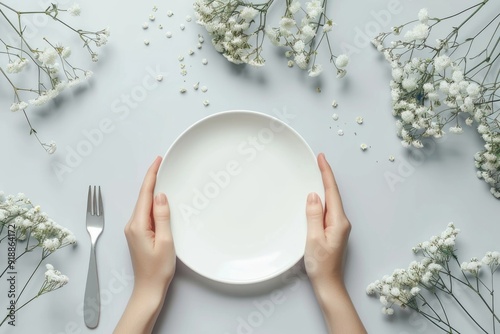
[67,3,81,16]
[412,222,459,262]
[194,0,348,77]
[482,251,500,272]
[1,3,109,153]
[42,264,69,293]
[403,23,429,42]
[379,49,485,147]
[475,145,500,198]
[7,34,107,111]
[0,192,74,323]
[366,258,442,315]
[6,58,29,73]
[0,192,76,253]
[367,223,459,315]
[461,251,500,276]
[372,5,500,198]
[194,0,257,65]
[460,257,482,276]
[367,222,500,332]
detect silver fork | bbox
[84,186,104,329]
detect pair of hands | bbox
[115,153,365,334]
[125,153,348,293]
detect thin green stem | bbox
[492,271,497,333]
[434,291,452,331]
[15,256,43,305]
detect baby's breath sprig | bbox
[367,223,500,334]
[193,0,348,77]
[372,0,500,198]
[0,191,76,327]
[0,2,109,153]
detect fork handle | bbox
[84,243,100,329]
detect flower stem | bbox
[15,254,46,306]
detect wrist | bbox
[311,276,347,304]
[131,281,169,312]
[114,282,169,334]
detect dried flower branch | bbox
[372,0,499,198]
[0,191,76,326]
[0,2,109,153]
[367,223,500,333]
[194,0,348,77]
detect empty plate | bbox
[155,110,323,284]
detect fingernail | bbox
[307,193,319,204]
[155,193,167,205]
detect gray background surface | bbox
[1,0,499,333]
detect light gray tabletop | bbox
[1,0,499,333]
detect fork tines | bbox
[87,186,104,216]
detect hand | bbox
[125,156,176,296]
[114,156,176,334]
[304,153,366,334]
[305,153,351,287]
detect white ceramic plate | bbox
[155,110,324,284]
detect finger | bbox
[133,156,162,221]
[153,192,172,241]
[306,192,324,240]
[317,153,346,221]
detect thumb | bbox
[153,192,172,239]
[306,192,324,241]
